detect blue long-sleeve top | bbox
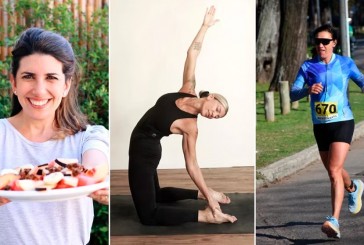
[290,53,364,124]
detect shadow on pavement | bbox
[257,221,337,245]
[256,233,336,245]
[256,221,321,229]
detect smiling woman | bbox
[9,28,88,140]
[0,28,109,245]
[10,54,71,138]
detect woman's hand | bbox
[202,6,219,28]
[0,197,10,206]
[89,189,109,205]
[208,198,221,217]
[0,174,18,206]
[309,83,323,94]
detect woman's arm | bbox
[83,149,109,205]
[181,119,221,214]
[290,67,310,101]
[179,6,218,95]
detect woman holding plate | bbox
[0,28,109,245]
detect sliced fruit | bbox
[0,168,19,176]
[77,173,98,186]
[43,172,64,185]
[0,174,19,190]
[92,164,109,182]
[17,180,36,191]
[56,177,79,189]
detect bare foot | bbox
[198,207,237,224]
[198,188,231,204]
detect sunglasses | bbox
[314,38,333,45]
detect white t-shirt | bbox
[0,119,109,245]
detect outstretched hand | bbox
[203,6,219,27]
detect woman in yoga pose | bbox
[128,6,237,226]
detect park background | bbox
[256,0,364,174]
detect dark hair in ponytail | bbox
[199,90,210,98]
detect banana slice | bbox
[0,169,19,176]
[43,172,64,185]
[17,179,36,191]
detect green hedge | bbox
[0,0,109,244]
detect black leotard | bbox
[134,92,197,137]
[128,92,200,226]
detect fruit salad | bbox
[0,159,108,191]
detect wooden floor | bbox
[110,166,255,245]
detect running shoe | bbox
[348,179,364,214]
[321,216,340,239]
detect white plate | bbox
[0,180,109,202]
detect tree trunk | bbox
[269,0,309,91]
[256,0,280,84]
[264,91,275,122]
[279,80,290,115]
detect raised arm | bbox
[179,6,218,95]
[180,119,221,215]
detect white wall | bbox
[110,0,256,169]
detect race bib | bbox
[315,102,338,120]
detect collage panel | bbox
[0,1,109,245]
[110,0,255,244]
[8,0,361,244]
[257,0,364,244]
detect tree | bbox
[256,0,280,84]
[269,0,309,91]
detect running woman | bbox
[291,24,364,239]
[128,6,237,226]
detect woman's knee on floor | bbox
[137,209,158,226]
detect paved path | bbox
[256,39,364,244]
[257,137,364,244]
[352,38,364,70]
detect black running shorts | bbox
[313,119,354,151]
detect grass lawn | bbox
[256,81,364,169]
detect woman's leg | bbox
[320,142,350,220]
[153,172,230,204]
[129,161,199,225]
[153,172,198,203]
[130,161,235,225]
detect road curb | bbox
[257,121,364,189]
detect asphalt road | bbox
[257,138,364,244]
[256,40,364,245]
